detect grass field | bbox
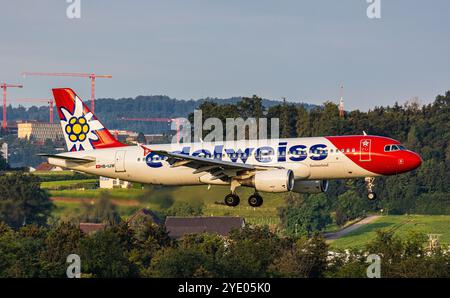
[41,179,98,189]
[47,182,285,225]
[329,215,450,249]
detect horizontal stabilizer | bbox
[37,153,95,163]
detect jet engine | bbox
[292,180,329,193]
[241,169,294,193]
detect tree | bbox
[137,132,146,144]
[128,220,172,275]
[0,154,9,171]
[0,225,46,277]
[279,194,332,236]
[335,187,367,226]
[80,228,131,278]
[166,201,203,216]
[217,226,286,278]
[39,222,84,277]
[269,235,328,278]
[144,246,211,277]
[296,106,310,137]
[0,172,53,229]
[79,191,121,225]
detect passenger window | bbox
[384,145,391,152]
[352,148,356,153]
[391,145,399,151]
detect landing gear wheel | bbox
[248,193,263,207]
[365,177,377,201]
[224,193,240,207]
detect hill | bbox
[6,95,316,134]
[329,215,450,249]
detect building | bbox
[165,216,245,239]
[79,223,106,234]
[127,208,163,227]
[145,134,167,144]
[99,176,132,189]
[17,121,63,142]
[35,162,63,172]
[1,143,7,161]
[112,130,139,143]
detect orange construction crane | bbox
[1,83,23,129]
[21,72,112,114]
[119,117,182,143]
[15,98,54,123]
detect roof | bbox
[165,216,245,239]
[35,162,59,171]
[127,208,163,226]
[79,223,106,234]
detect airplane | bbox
[41,88,422,207]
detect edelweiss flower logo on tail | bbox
[53,88,126,152]
[59,95,104,151]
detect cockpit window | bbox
[385,144,407,152]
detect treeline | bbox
[1,221,449,278]
[4,95,315,134]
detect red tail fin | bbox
[52,88,126,151]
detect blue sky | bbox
[1,0,449,110]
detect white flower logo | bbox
[60,95,104,151]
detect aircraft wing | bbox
[151,150,281,180]
[37,153,96,163]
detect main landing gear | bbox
[223,192,264,207]
[248,193,263,207]
[224,193,240,207]
[223,179,264,207]
[365,177,377,201]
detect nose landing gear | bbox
[365,177,377,201]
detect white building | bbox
[99,176,132,189]
[1,143,7,161]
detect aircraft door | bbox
[359,139,372,162]
[115,150,126,172]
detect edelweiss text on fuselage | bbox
[145,142,328,168]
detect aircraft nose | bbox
[406,151,422,171]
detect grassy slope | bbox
[47,182,285,225]
[329,215,450,249]
[41,179,98,188]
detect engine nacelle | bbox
[241,169,294,193]
[292,180,329,193]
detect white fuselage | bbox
[48,137,377,186]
